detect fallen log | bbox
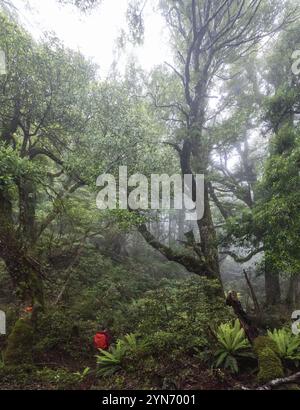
[241,372,300,390]
[257,372,300,390]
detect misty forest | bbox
[1,0,300,391]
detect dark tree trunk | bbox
[0,186,44,308]
[265,266,281,306]
[0,186,44,366]
[197,181,221,281]
[17,177,37,246]
[226,291,260,343]
[286,275,300,308]
[244,270,261,316]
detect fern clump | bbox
[213,320,254,374]
[96,334,147,377]
[267,328,300,363]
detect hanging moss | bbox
[3,318,34,366]
[253,336,284,383]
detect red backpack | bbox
[94,332,109,350]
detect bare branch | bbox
[220,247,264,263]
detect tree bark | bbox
[286,275,300,308]
[226,291,260,343]
[17,177,37,246]
[138,224,215,278]
[0,187,44,308]
[244,270,261,316]
[197,181,221,281]
[265,266,281,306]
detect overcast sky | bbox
[12,0,171,77]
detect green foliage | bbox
[73,367,91,383]
[34,309,97,359]
[128,277,231,364]
[136,278,230,336]
[213,320,253,374]
[0,364,88,389]
[96,342,124,377]
[96,333,145,377]
[2,0,300,392]
[267,328,300,363]
[256,84,300,277]
[122,333,144,351]
[0,143,41,188]
[36,368,83,389]
[143,331,179,354]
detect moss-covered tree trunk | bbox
[197,181,221,282]
[0,186,44,365]
[0,187,44,307]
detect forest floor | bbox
[0,376,254,391]
[0,359,258,390]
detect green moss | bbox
[28,272,44,308]
[4,318,34,366]
[257,347,284,383]
[16,270,44,309]
[253,336,279,355]
[254,337,284,383]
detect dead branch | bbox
[241,372,300,390]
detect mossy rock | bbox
[256,347,284,383]
[253,336,284,384]
[3,318,34,366]
[253,336,279,355]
